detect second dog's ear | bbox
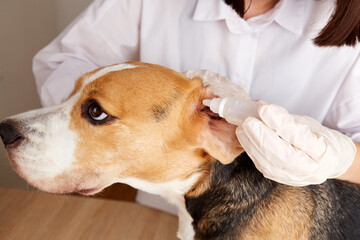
[184,78,243,164]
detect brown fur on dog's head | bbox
[69,62,243,184]
[2,62,242,195]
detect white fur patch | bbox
[120,174,200,240]
[178,206,196,240]
[7,63,137,181]
[8,100,77,179]
[84,63,137,87]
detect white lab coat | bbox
[32,0,360,213]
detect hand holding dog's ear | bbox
[183,69,250,100]
[184,69,246,164]
[236,104,357,186]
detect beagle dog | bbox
[0,62,359,240]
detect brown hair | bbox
[224,0,360,47]
[314,0,360,47]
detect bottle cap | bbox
[203,99,212,107]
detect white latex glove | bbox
[236,103,357,186]
[183,69,250,100]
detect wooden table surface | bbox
[0,188,178,240]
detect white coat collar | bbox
[193,0,305,34]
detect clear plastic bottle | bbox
[203,98,261,125]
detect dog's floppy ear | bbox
[185,77,244,164]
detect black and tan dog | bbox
[0,62,359,240]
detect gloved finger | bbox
[236,126,277,175]
[258,104,327,160]
[183,69,250,100]
[236,127,311,186]
[241,117,320,175]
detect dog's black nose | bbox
[0,121,23,147]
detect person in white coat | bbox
[32,0,360,205]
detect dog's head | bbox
[0,62,242,195]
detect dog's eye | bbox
[81,100,116,125]
[89,103,108,121]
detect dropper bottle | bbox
[203,98,261,125]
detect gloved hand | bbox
[183,69,250,100]
[184,69,356,186]
[236,103,357,186]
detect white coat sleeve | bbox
[323,52,360,142]
[33,0,142,107]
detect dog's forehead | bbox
[70,63,195,121]
[79,63,192,102]
[84,63,138,87]
[74,63,137,93]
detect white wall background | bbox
[0,0,92,189]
